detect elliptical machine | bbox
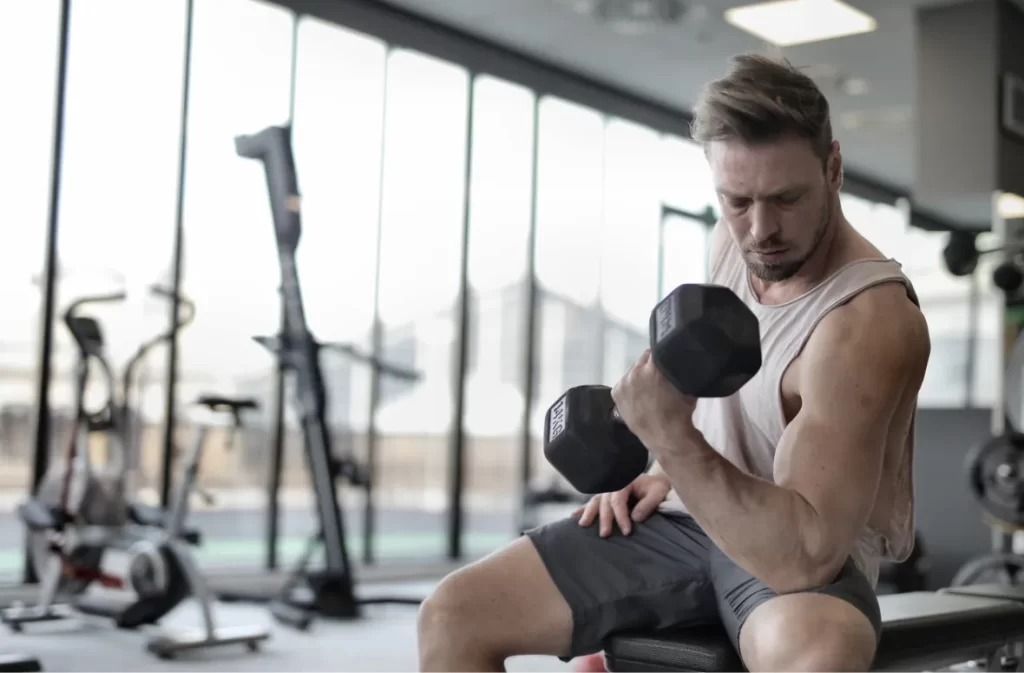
[1,290,269,659]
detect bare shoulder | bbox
[802,282,931,393]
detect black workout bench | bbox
[604,588,1024,671]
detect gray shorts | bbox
[525,510,881,660]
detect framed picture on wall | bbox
[1005,72,1024,141]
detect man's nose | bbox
[749,202,780,243]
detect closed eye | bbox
[775,191,803,206]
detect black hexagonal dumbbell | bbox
[544,284,762,495]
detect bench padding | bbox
[604,591,1024,672]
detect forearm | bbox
[657,435,837,593]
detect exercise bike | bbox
[1,291,269,659]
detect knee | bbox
[417,570,481,644]
[743,607,876,672]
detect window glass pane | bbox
[0,0,62,580]
[660,213,710,297]
[463,75,534,554]
[908,228,972,408]
[180,0,294,569]
[843,193,972,407]
[600,119,661,386]
[52,0,187,509]
[662,135,717,215]
[534,98,605,307]
[530,97,605,485]
[374,49,469,561]
[289,16,387,568]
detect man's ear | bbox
[828,140,844,190]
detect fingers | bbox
[599,495,614,538]
[610,490,632,536]
[577,496,600,527]
[578,492,633,537]
[630,491,661,523]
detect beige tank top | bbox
[659,231,919,588]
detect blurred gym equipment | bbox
[1,293,268,659]
[942,230,1024,293]
[144,395,271,659]
[232,125,423,629]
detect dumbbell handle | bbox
[608,406,657,474]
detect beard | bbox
[743,199,830,282]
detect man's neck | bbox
[750,216,849,305]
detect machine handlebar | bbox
[252,334,420,381]
[149,284,196,331]
[321,341,420,382]
[62,292,127,331]
[122,286,197,405]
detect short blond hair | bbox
[691,54,833,166]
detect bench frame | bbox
[604,589,1024,672]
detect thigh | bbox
[709,544,882,657]
[526,511,717,658]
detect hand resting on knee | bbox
[573,474,670,538]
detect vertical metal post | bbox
[990,190,1015,554]
[159,0,195,510]
[992,190,1009,438]
[265,338,286,571]
[516,96,542,534]
[363,47,392,565]
[446,73,476,560]
[657,206,668,301]
[965,268,979,408]
[25,0,73,584]
[265,12,301,572]
[594,117,609,382]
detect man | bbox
[417,53,931,672]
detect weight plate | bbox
[966,435,1024,526]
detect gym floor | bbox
[3,580,569,672]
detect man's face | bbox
[708,136,841,282]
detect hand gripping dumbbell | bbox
[543,284,763,494]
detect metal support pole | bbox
[159,0,196,510]
[24,0,72,584]
[446,74,476,560]
[516,97,542,535]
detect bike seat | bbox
[195,395,260,413]
[127,503,202,546]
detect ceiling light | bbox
[840,77,869,96]
[999,192,1024,220]
[724,0,877,47]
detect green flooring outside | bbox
[0,530,515,578]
